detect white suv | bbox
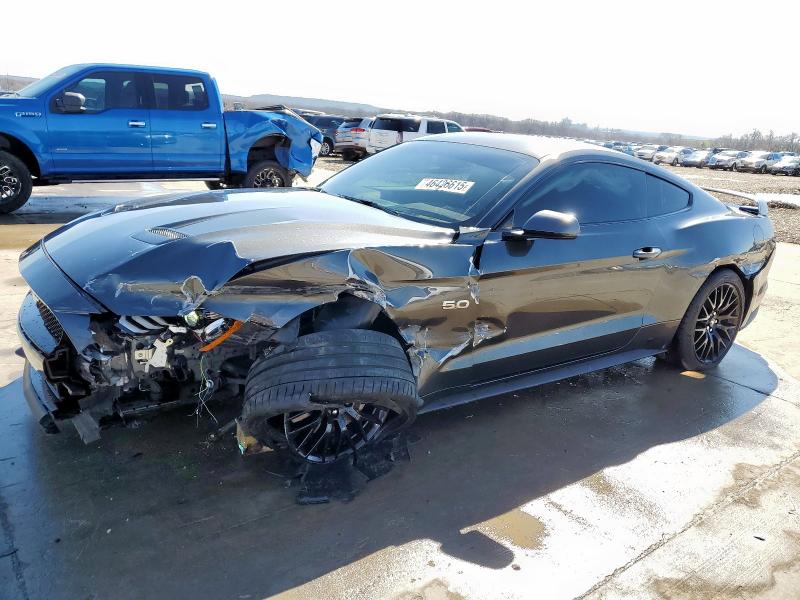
[366,114,463,154]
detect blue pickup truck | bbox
[0,64,323,213]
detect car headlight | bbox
[310,139,322,158]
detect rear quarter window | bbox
[646,175,690,216]
[152,74,209,111]
[373,118,421,133]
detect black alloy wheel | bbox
[283,403,392,464]
[0,162,21,201]
[693,282,742,364]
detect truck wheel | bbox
[0,151,33,214]
[243,160,293,188]
[241,329,419,464]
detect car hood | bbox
[39,189,454,316]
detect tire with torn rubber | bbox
[661,269,745,371]
[242,329,419,463]
[0,150,33,214]
[242,159,293,188]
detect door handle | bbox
[633,247,662,260]
[128,120,146,128]
[201,122,217,129]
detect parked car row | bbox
[584,139,800,176]
[294,111,466,161]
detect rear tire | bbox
[242,329,419,463]
[242,160,293,188]
[0,151,33,214]
[319,139,333,157]
[661,269,745,371]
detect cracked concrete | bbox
[0,185,799,599]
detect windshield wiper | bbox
[326,192,404,218]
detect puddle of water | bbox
[465,508,548,550]
[0,223,61,251]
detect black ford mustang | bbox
[17,134,775,463]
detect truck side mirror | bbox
[57,92,86,113]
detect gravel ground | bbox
[319,154,800,243]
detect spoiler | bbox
[702,187,768,217]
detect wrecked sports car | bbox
[17,134,775,463]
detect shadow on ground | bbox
[0,345,778,599]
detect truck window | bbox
[426,120,446,134]
[151,75,209,111]
[446,122,463,133]
[53,71,141,113]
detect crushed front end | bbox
[16,242,270,443]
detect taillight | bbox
[351,128,366,133]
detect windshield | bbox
[719,151,739,157]
[4,66,82,98]
[748,151,769,158]
[320,140,538,227]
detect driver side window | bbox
[514,163,647,225]
[53,71,140,114]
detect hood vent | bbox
[147,227,187,240]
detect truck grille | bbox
[36,300,64,343]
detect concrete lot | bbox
[1,180,799,599]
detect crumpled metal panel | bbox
[223,109,323,176]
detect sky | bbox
[3,0,798,138]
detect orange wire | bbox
[199,320,244,352]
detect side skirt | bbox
[419,321,679,414]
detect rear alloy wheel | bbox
[731,163,738,172]
[0,150,33,214]
[672,157,679,166]
[662,270,744,371]
[243,160,293,188]
[242,329,419,464]
[319,139,333,157]
[759,165,767,174]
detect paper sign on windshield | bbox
[415,178,475,194]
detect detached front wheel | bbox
[242,329,419,464]
[0,151,33,214]
[243,160,293,188]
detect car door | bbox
[146,72,224,173]
[46,70,152,174]
[471,161,667,383]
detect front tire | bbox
[0,151,33,214]
[242,160,293,188]
[242,329,419,464]
[663,270,745,371]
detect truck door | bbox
[46,70,153,174]
[145,73,224,173]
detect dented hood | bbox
[40,188,454,316]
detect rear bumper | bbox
[743,248,776,328]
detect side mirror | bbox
[57,91,86,113]
[502,209,580,241]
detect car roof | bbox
[62,63,210,78]
[416,132,617,160]
[376,113,443,121]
